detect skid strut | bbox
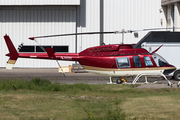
[177,81,180,87]
[131,72,172,87]
[109,77,113,84]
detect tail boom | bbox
[4,35,80,69]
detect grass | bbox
[0,78,180,119]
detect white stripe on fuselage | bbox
[85,69,163,77]
[81,65,175,77]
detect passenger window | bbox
[144,56,153,66]
[116,57,130,68]
[133,56,141,67]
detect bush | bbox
[31,77,51,86]
[0,78,53,91]
[0,78,93,93]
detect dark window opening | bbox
[53,46,68,52]
[36,46,51,52]
[19,46,34,52]
[133,56,141,67]
[19,45,69,53]
[159,59,168,67]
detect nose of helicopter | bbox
[163,64,176,75]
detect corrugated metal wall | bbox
[162,0,180,6]
[0,6,76,68]
[77,0,100,52]
[0,0,163,68]
[76,0,162,53]
[103,0,162,45]
[0,0,80,5]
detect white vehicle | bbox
[141,42,180,80]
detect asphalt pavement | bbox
[0,68,109,84]
[0,68,179,88]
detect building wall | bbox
[0,0,163,68]
[76,0,162,51]
[175,3,180,31]
[0,6,77,68]
[162,0,180,6]
[76,0,100,52]
[161,1,180,31]
[0,0,80,5]
[103,0,162,45]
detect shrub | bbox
[0,78,93,93]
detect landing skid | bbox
[131,72,172,87]
[108,72,173,87]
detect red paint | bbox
[4,35,176,75]
[29,37,35,40]
[4,35,18,61]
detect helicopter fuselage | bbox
[77,44,176,77]
[4,35,176,78]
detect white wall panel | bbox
[103,0,162,44]
[77,0,162,53]
[0,0,80,5]
[0,6,76,68]
[77,0,100,53]
[0,0,163,69]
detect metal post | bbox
[100,0,104,45]
[145,76,148,83]
[109,77,113,84]
[122,29,124,44]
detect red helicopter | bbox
[4,30,177,86]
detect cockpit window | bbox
[144,56,153,66]
[159,59,168,67]
[152,53,169,67]
[116,57,130,68]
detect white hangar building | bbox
[0,0,163,68]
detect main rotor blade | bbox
[29,31,117,40]
[132,27,180,32]
[29,27,180,40]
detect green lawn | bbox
[0,78,180,120]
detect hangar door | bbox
[0,6,76,68]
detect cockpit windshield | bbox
[152,53,169,67]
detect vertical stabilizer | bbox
[4,35,18,69]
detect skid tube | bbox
[131,72,172,87]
